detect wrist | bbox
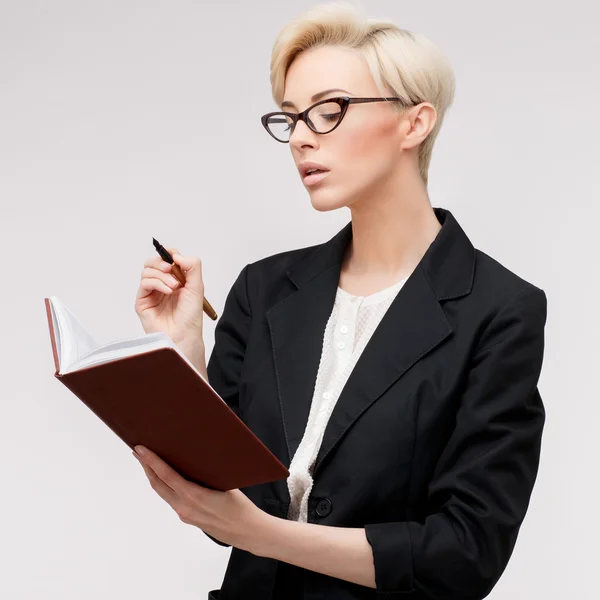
[247,512,281,558]
[175,339,207,375]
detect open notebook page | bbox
[48,296,208,383]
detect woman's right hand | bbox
[135,247,206,349]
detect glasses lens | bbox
[308,101,342,133]
[265,114,294,142]
[265,101,343,142]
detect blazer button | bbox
[315,498,332,517]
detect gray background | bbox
[1,0,597,598]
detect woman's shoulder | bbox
[465,248,547,343]
[473,247,545,305]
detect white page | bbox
[49,295,99,369]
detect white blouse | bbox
[285,275,409,522]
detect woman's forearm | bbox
[249,513,377,589]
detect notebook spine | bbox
[44,298,60,375]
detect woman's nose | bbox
[289,118,318,148]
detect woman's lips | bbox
[303,170,331,186]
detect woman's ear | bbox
[399,103,437,150]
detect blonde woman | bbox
[134,3,547,599]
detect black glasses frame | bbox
[260,96,411,143]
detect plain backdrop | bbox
[1,0,598,598]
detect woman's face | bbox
[282,45,413,212]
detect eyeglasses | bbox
[261,96,412,143]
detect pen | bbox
[152,237,218,321]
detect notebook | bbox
[44,296,289,491]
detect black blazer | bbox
[204,206,547,600]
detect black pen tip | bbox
[152,237,173,264]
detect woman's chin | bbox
[307,187,346,212]
[309,195,344,212]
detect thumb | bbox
[173,253,203,289]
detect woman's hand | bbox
[132,445,268,552]
[135,247,206,349]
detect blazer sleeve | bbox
[364,285,548,598]
[202,263,253,548]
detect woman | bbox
[133,3,547,599]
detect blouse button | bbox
[322,391,332,400]
[316,498,332,517]
[337,341,346,350]
[340,325,349,334]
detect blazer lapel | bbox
[266,207,476,477]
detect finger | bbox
[171,255,203,290]
[140,267,181,290]
[136,455,179,504]
[136,447,189,494]
[170,252,199,272]
[144,255,175,273]
[137,275,176,298]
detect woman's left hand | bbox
[132,445,267,551]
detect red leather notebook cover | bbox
[44,297,289,491]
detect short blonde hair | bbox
[269,1,456,186]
